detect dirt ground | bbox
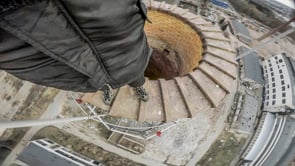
[33,126,144,166]
[196,130,246,166]
[141,94,235,165]
[0,73,59,147]
[248,28,295,59]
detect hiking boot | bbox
[135,86,149,102]
[102,84,113,105]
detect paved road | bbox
[277,138,295,166]
[2,91,66,166]
[261,115,295,166]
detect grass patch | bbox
[197,130,246,166]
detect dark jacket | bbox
[0,0,151,92]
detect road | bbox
[246,114,295,166]
[261,115,295,166]
[2,91,66,166]
[277,138,295,166]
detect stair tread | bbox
[160,79,189,122]
[158,1,171,11]
[202,31,228,41]
[205,38,234,52]
[109,86,139,120]
[137,78,149,121]
[151,1,161,9]
[203,54,237,78]
[197,25,222,32]
[190,70,226,107]
[170,4,188,14]
[199,62,234,93]
[182,12,201,20]
[191,18,212,26]
[206,46,237,65]
[147,0,160,8]
[175,76,211,117]
[82,90,118,111]
[139,80,165,122]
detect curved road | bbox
[261,115,295,166]
[246,114,295,166]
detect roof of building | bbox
[18,143,76,166]
[230,19,252,44]
[17,140,100,166]
[233,94,259,134]
[238,46,264,85]
[210,0,230,9]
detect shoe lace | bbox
[136,87,147,97]
[103,86,112,101]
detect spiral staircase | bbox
[82,0,238,122]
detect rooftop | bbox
[238,46,264,85]
[17,139,102,166]
[230,19,252,45]
[232,94,259,135]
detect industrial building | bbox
[262,53,295,112]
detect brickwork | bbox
[145,10,203,74]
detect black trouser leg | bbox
[128,74,145,88]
